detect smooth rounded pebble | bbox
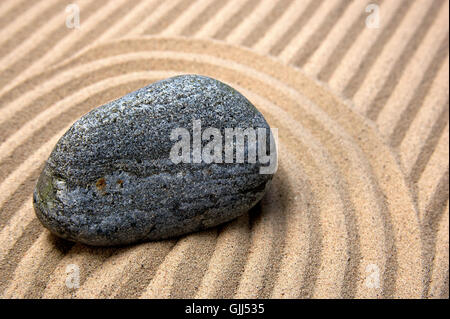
[33,74,276,246]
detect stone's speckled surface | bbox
[33,74,276,246]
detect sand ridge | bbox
[0,0,448,299]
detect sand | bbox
[0,0,448,299]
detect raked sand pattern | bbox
[0,0,448,299]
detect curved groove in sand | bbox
[1,231,74,298]
[0,201,34,261]
[42,243,117,299]
[235,172,290,298]
[193,215,252,299]
[140,231,218,299]
[73,240,176,299]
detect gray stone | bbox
[33,74,276,246]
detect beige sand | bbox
[0,0,448,299]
